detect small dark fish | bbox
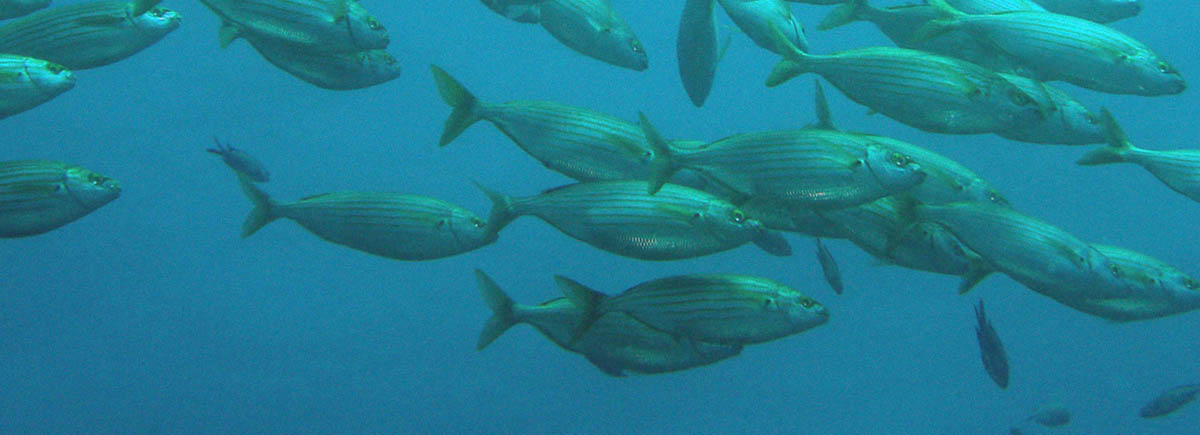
[1029,403,1070,427]
[1140,384,1200,418]
[975,300,1009,388]
[815,238,843,295]
[208,137,269,183]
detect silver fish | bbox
[201,0,388,52]
[717,0,807,55]
[249,38,400,90]
[995,73,1104,145]
[236,177,495,261]
[1141,384,1200,418]
[945,0,1044,13]
[537,0,647,70]
[677,0,719,106]
[815,238,843,294]
[974,300,1009,388]
[207,137,269,183]
[1031,0,1141,23]
[1091,244,1200,321]
[0,54,74,119]
[480,0,541,23]
[1078,109,1200,204]
[475,270,742,377]
[0,160,120,238]
[0,0,50,20]
[558,274,828,345]
[0,0,180,70]
[476,181,777,261]
[918,0,1185,96]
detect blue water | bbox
[3,1,1198,433]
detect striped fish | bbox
[537,0,646,70]
[916,202,1137,319]
[995,73,1104,145]
[946,0,1044,13]
[249,38,400,90]
[653,125,926,210]
[432,66,673,185]
[475,270,742,377]
[677,0,719,106]
[475,181,775,261]
[919,0,1185,96]
[557,274,828,345]
[1032,0,1141,24]
[1078,109,1200,204]
[0,0,50,20]
[236,176,495,261]
[717,0,807,55]
[207,137,269,183]
[1090,244,1200,321]
[200,0,387,52]
[0,54,74,119]
[0,160,120,238]
[0,1,180,70]
[766,36,1045,134]
[738,197,847,238]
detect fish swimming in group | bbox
[717,0,807,55]
[1140,384,1200,418]
[1031,0,1141,23]
[0,54,74,119]
[207,137,270,183]
[0,0,181,70]
[247,38,401,90]
[535,0,647,71]
[1028,403,1071,427]
[1078,109,1200,204]
[676,0,720,106]
[994,73,1104,145]
[0,160,120,238]
[201,0,388,52]
[974,300,1010,388]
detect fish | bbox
[917,0,1185,96]
[944,0,1044,13]
[0,54,74,120]
[557,274,829,345]
[475,270,742,377]
[1029,403,1070,427]
[0,160,120,238]
[645,116,926,209]
[1140,384,1200,418]
[676,0,719,106]
[207,137,270,183]
[480,0,542,23]
[248,38,401,90]
[432,65,673,184]
[737,197,847,239]
[1031,0,1141,23]
[475,181,781,261]
[916,202,1139,320]
[1090,244,1200,321]
[1078,109,1200,204]
[995,73,1104,145]
[815,239,843,294]
[200,0,388,52]
[0,0,50,20]
[717,0,807,55]
[766,29,1045,135]
[235,176,496,261]
[0,0,181,70]
[536,0,647,71]
[974,300,1010,388]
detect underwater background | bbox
[3,1,1199,433]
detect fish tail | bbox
[475,269,518,351]
[753,230,793,257]
[958,265,992,295]
[911,0,966,43]
[764,23,814,88]
[1077,108,1134,166]
[554,275,606,345]
[237,174,279,238]
[430,65,483,146]
[472,180,518,238]
[812,80,836,130]
[636,112,676,195]
[818,0,869,31]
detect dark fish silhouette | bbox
[1029,403,1070,427]
[974,300,1010,388]
[1140,384,1200,418]
[208,137,269,183]
[815,238,843,294]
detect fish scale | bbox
[0,1,179,70]
[200,0,386,52]
[0,160,120,238]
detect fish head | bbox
[1055,103,1107,145]
[776,293,829,329]
[959,179,1009,207]
[863,146,926,194]
[24,59,75,96]
[700,200,764,243]
[1127,54,1186,96]
[1095,0,1142,22]
[346,3,390,51]
[362,50,403,81]
[133,7,182,36]
[992,82,1046,128]
[1161,270,1200,299]
[446,210,496,248]
[63,167,120,210]
[894,222,976,274]
[595,26,648,71]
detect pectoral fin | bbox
[218,23,240,48]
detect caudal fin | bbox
[765,23,815,87]
[911,0,966,43]
[754,230,793,257]
[555,275,607,345]
[475,269,518,350]
[1077,108,1134,166]
[818,0,869,31]
[431,65,484,146]
[237,174,279,238]
[472,180,519,238]
[636,112,676,195]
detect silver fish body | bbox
[250,38,400,90]
[0,54,73,119]
[0,1,180,70]
[717,0,807,55]
[1031,0,1141,23]
[1141,384,1200,418]
[0,160,120,238]
[481,0,541,23]
[479,181,768,261]
[995,73,1104,145]
[538,0,646,70]
[0,0,50,20]
[237,179,495,261]
[946,0,1044,13]
[1090,244,1200,321]
[201,0,388,52]
[677,0,719,106]
[853,133,1006,205]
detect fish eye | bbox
[1009,90,1032,106]
[368,18,382,31]
[87,174,106,185]
[630,41,644,54]
[1109,264,1123,278]
[470,217,485,228]
[1158,62,1175,74]
[762,298,778,309]
[150,8,166,17]
[1185,278,1200,290]
[730,210,746,223]
[889,152,911,167]
[850,159,864,169]
[47,64,62,74]
[435,219,446,229]
[799,298,815,309]
[1084,113,1099,124]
